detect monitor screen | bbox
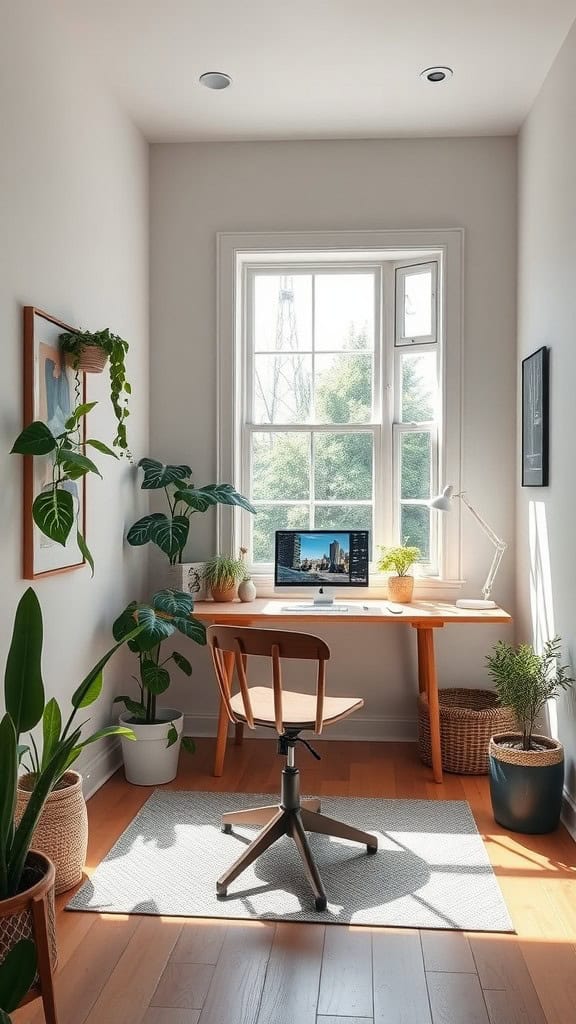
[274,530,369,588]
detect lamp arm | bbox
[482,542,507,601]
[458,493,505,550]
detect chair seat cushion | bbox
[230,686,363,730]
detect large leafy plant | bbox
[487,637,574,751]
[0,589,140,900]
[59,328,131,457]
[10,403,117,574]
[113,589,206,747]
[127,459,256,565]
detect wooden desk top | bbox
[192,598,512,626]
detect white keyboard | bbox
[281,604,350,613]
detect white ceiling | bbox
[55,0,575,141]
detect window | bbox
[217,230,463,589]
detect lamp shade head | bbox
[430,484,454,511]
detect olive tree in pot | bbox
[376,543,421,603]
[486,637,574,833]
[113,589,206,785]
[0,589,139,1019]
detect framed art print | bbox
[522,346,549,487]
[23,306,87,578]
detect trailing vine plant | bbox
[11,404,118,574]
[59,328,131,457]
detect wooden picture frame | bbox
[521,346,549,487]
[23,307,87,578]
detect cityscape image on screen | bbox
[275,530,369,587]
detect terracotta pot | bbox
[210,583,238,602]
[16,771,88,895]
[0,851,57,1003]
[387,575,414,603]
[65,344,108,373]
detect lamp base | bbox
[456,598,497,610]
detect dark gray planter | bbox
[488,733,564,834]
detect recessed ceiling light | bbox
[420,66,453,83]
[199,71,232,90]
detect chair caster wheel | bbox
[367,843,378,855]
[216,885,228,899]
[222,823,232,834]
[315,896,327,912]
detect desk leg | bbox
[213,651,235,777]
[416,626,443,784]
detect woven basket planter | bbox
[16,771,88,894]
[489,733,564,833]
[65,344,108,373]
[387,575,414,603]
[418,688,517,775]
[0,851,57,1011]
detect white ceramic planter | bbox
[166,562,207,600]
[119,708,184,786]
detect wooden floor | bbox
[13,738,576,1024]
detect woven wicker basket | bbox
[16,771,88,894]
[418,688,517,775]
[65,344,108,373]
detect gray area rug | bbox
[67,791,513,931]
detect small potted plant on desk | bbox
[376,542,421,603]
[113,589,206,785]
[203,553,248,603]
[486,636,574,833]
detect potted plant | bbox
[203,554,247,602]
[59,327,131,456]
[0,589,140,1013]
[376,542,421,603]
[112,589,206,785]
[486,637,574,833]
[0,939,36,1024]
[11,401,119,573]
[126,459,256,584]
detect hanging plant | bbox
[59,328,131,457]
[10,403,117,574]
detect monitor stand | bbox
[312,586,335,606]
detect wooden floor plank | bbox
[519,940,576,1024]
[198,923,275,1024]
[426,972,489,1024]
[372,930,431,1024]
[151,963,214,1009]
[317,1017,373,1024]
[421,932,476,973]
[82,918,182,1024]
[170,922,227,965]
[256,922,324,1024]
[468,935,546,1023]
[142,1011,200,1024]
[318,926,373,1018]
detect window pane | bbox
[314,433,372,501]
[315,353,372,423]
[252,432,309,501]
[254,354,312,423]
[401,431,431,500]
[403,269,432,338]
[252,504,310,563]
[401,353,437,422]
[254,274,311,351]
[314,505,373,557]
[400,504,430,560]
[314,273,374,351]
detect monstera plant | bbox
[10,403,117,574]
[127,458,256,566]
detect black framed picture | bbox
[522,346,549,487]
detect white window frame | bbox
[216,229,464,598]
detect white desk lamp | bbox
[430,485,507,610]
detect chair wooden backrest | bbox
[207,624,331,736]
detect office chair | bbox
[207,624,378,911]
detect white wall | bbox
[150,138,517,738]
[517,20,576,806]
[0,1,149,794]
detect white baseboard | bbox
[561,787,576,842]
[183,714,417,743]
[79,739,124,801]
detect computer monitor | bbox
[274,529,369,607]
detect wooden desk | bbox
[192,599,512,784]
